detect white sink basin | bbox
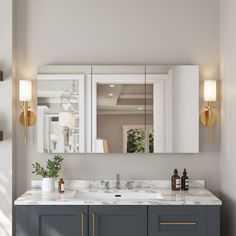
[75,190,163,200]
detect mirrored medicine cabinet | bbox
[37,65,199,154]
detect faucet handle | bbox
[101,180,110,190]
[105,181,110,190]
[127,181,135,190]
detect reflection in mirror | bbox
[36,65,199,154]
[146,66,199,153]
[95,82,153,153]
[37,75,85,153]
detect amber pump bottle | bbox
[171,169,181,191]
[58,178,65,193]
[181,169,189,191]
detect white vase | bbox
[42,178,55,192]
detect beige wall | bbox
[15,0,220,198]
[0,0,14,235]
[220,0,236,235]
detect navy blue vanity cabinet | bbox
[16,205,89,236]
[16,205,220,236]
[148,206,220,236]
[89,206,147,236]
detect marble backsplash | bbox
[31,179,205,190]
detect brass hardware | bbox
[159,221,197,225]
[19,110,36,126]
[81,211,84,236]
[92,211,95,236]
[19,101,36,144]
[200,101,217,144]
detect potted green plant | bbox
[32,155,63,192]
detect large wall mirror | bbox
[37,65,199,154]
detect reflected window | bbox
[123,125,153,153]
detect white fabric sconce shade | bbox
[59,112,75,128]
[19,80,32,101]
[204,80,217,102]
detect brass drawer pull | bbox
[81,211,85,236]
[159,221,197,225]
[92,211,95,236]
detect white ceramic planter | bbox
[42,178,55,192]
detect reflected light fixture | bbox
[200,80,217,143]
[19,80,36,144]
[59,111,75,128]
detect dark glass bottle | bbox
[181,169,189,191]
[171,169,181,191]
[58,178,65,193]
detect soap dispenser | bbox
[171,169,181,191]
[181,168,189,191]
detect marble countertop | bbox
[14,180,222,206]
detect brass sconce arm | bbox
[19,101,36,144]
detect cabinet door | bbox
[89,206,147,236]
[30,206,88,236]
[16,206,30,236]
[148,206,208,236]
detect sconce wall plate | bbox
[19,110,36,126]
[200,108,217,127]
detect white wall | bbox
[15,0,220,197]
[0,0,14,235]
[220,0,236,235]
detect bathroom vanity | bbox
[15,180,221,236]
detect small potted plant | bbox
[32,155,63,192]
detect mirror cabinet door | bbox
[37,74,85,153]
[92,69,149,154]
[146,65,199,153]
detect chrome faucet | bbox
[116,174,121,189]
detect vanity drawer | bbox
[148,206,209,236]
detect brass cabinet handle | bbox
[159,221,197,225]
[92,211,95,236]
[81,211,84,236]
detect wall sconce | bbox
[19,80,36,144]
[200,80,217,143]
